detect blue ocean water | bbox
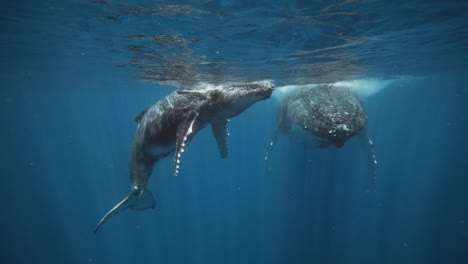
[1,0,467,263]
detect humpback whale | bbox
[94,81,274,233]
[266,84,377,182]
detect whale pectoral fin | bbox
[93,189,155,234]
[358,129,377,185]
[174,111,200,176]
[211,119,229,159]
[265,127,281,174]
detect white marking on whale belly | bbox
[146,144,174,156]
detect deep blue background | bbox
[1,1,468,264]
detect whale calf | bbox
[94,81,274,233]
[266,84,377,182]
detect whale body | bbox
[94,81,274,233]
[266,84,377,182]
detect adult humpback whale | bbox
[94,81,274,233]
[265,84,377,182]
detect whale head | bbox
[210,80,275,118]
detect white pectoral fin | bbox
[174,111,199,176]
[265,127,281,174]
[211,119,229,159]
[93,188,155,234]
[358,129,377,185]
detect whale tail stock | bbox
[93,188,155,234]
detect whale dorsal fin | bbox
[173,111,199,176]
[211,119,229,159]
[135,107,150,123]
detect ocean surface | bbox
[1,0,467,263]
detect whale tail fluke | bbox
[93,188,155,234]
